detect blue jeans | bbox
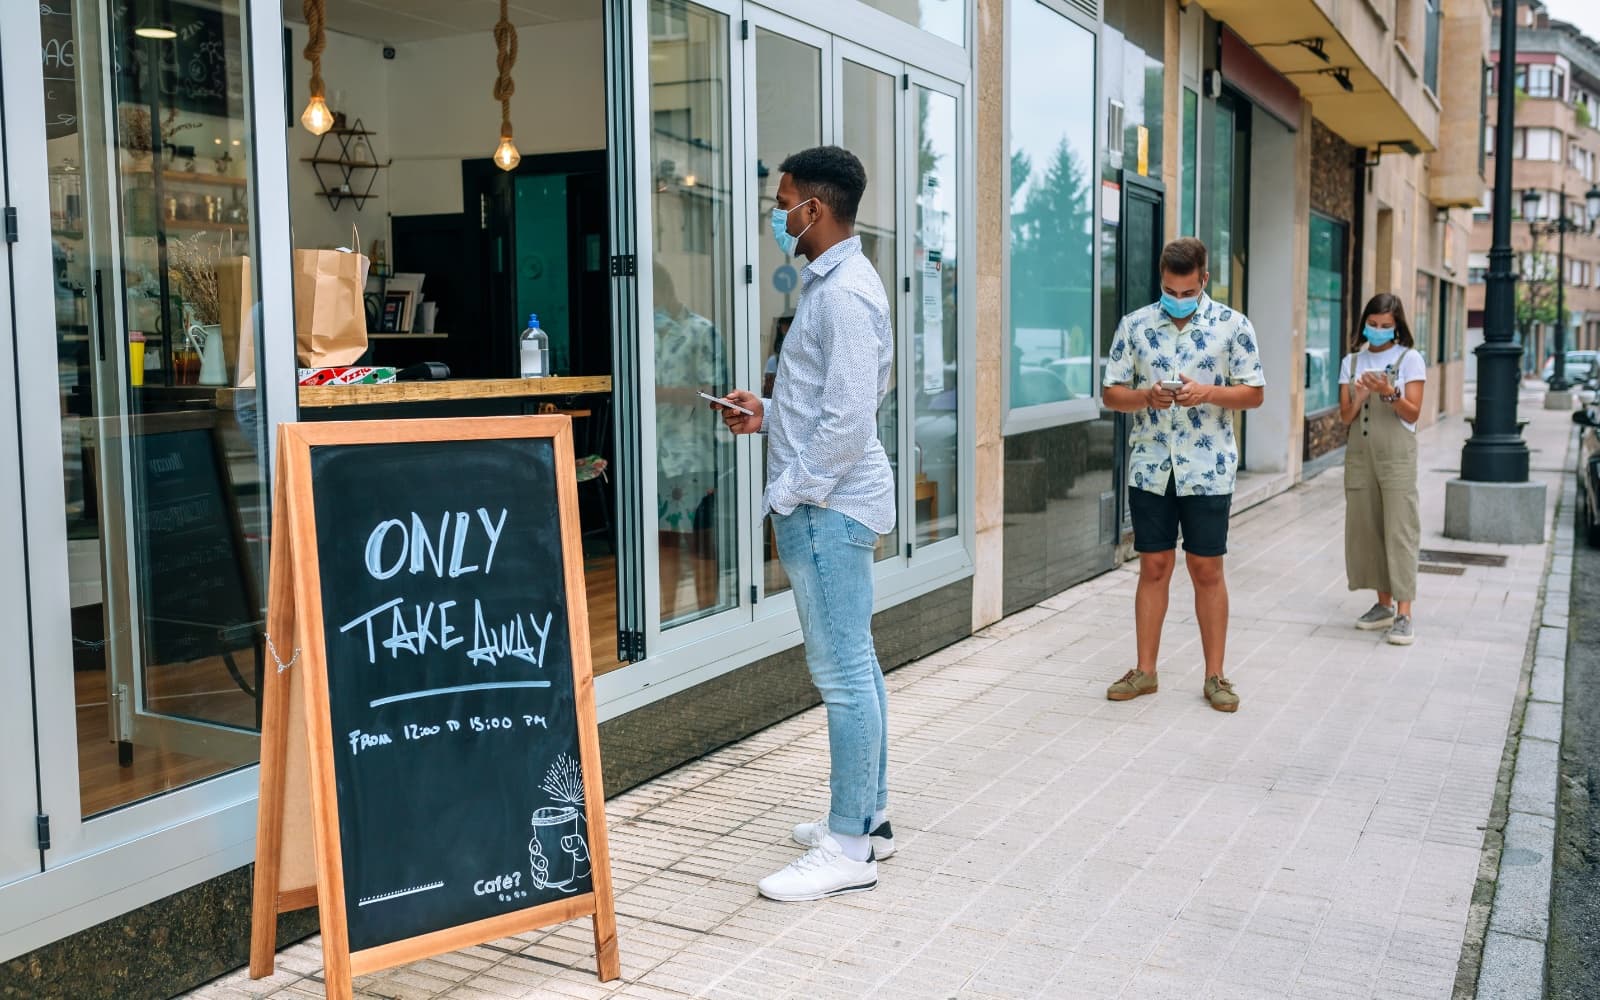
[772,505,888,837]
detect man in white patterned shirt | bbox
[1102,238,1265,713]
[719,146,895,902]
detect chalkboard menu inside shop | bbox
[248,417,616,1000]
[115,0,246,119]
[41,3,76,139]
[133,414,257,669]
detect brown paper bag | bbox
[292,231,370,367]
[216,255,255,387]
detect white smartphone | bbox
[698,391,755,416]
[1159,380,1184,392]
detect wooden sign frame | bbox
[249,417,619,997]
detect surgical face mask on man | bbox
[769,198,817,257]
[1160,292,1200,320]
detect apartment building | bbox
[1469,0,1600,372]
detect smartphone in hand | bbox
[698,391,755,416]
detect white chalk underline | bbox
[369,681,552,707]
[359,881,444,906]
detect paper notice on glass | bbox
[921,256,944,394]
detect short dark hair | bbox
[1159,237,1209,277]
[778,146,868,223]
[1353,292,1416,352]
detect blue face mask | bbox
[769,199,816,257]
[1160,292,1200,319]
[1363,325,1396,346]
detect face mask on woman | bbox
[1363,325,1396,346]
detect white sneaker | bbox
[757,837,878,902]
[792,817,897,860]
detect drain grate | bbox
[1419,564,1467,576]
[1419,548,1509,568]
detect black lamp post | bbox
[1461,2,1530,483]
[1523,184,1600,391]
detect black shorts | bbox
[1128,478,1232,557]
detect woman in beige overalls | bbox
[1340,293,1426,646]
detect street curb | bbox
[1459,431,1576,1000]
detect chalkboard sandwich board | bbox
[249,416,618,998]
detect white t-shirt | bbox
[1340,346,1427,432]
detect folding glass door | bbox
[4,0,292,873]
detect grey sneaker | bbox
[1355,603,1397,631]
[1386,615,1415,646]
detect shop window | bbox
[1306,214,1347,414]
[1180,88,1198,237]
[1415,272,1435,362]
[858,0,964,48]
[843,59,902,561]
[40,0,271,817]
[912,87,961,547]
[751,28,823,596]
[1006,0,1097,414]
[648,0,740,629]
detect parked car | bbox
[1544,350,1599,385]
[1575,404,1600,548]
[1578,361,1600,406]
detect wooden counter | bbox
[297,375,612,408]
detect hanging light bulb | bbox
[301,94,334,135]
[492,0,520,172]
[300,0,335,135]
[494,135,522,171]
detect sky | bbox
[1542,0,1600,46]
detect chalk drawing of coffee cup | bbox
[529,806,589,893]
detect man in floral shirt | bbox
[1102,238,1265,713]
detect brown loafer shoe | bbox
[1107,669,1158,701]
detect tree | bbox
[1516,227,1560,370]
[1008,139,1093,329]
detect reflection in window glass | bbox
[1180,88,1198,237]
[913,88,959,547]
[754,30,822,597]
[859,0,963,47]
[1008,1,1096,410]
[1307,214,1347,414]
[649,0,739,628]
[1414,273,1434,365]
[42,0,269,817]
[843,61,900,561]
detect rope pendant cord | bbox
[494,0,518,140]
[302,0,326,100]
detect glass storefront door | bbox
[18,0,279,829]
[747,12,828,599]
[0,23,42,884]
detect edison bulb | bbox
[300,95,334,136]
[494,136,521,171]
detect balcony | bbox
[1190,0,1441,151]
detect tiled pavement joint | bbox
[1466,432,1576,1000]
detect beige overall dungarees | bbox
[1344,350,1421,602]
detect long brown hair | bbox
[1351,292,1415,354]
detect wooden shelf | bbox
[328,128,378,136]
[298,375,612,407]
[125,164,250,187]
